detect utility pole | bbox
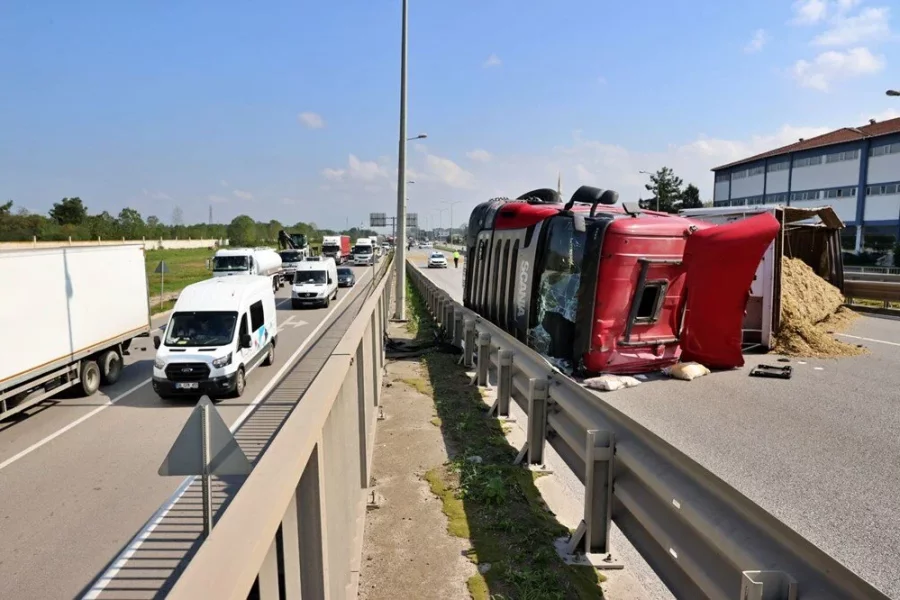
[393,0,409,320]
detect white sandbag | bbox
[583,374,642,392]
[663,362,710,381]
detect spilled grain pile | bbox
[773,257,866,358]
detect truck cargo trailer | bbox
[0,245,152,420]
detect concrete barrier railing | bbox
[0,238,227,250]
[165,259,392,600]
[406,261,889,600]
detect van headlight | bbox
[213,352,233,368]
[154,357,166,370]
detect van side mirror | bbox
[240,334,252,349]
[328,276,333,284]
[153,335,161,350]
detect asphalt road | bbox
[0,263,379,600]
[411,249,900,599]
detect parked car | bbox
[428,251,448,268]
[337,267,356,288]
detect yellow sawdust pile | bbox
[773,257,866,358]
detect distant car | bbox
[337,267,356,288]
[428,251,448,268]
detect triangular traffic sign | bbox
[158,396,251,477]
[154,260,170,274]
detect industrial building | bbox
[712,117,900,253]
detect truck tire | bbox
[80,360,101,396]
[233,367,246,398]
[99,349,123,386]
[263,342,275,366]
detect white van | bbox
[152,276,278,399]
[291,258,339,309]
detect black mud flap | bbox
[749,364,793,379]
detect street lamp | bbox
[443,200,462,244]
[394,0,411,320]
[886,90,900,97]
[638,170,658,212]
[408,133,428,140]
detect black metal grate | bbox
[165,362,211,381]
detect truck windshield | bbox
[279,251,303,262]
[353,245,371,254]
[213,255,249,271]
[295,270,326,284]
[165,312,238,347]
[322,244,340,252]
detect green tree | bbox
[0,200,12,215]
[118,207,145,239]
[87,211,118,239]
[49,197,88,226]
[680,183,703,209]
[227,215,258,246]
[639,167,683,213]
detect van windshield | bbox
[295,270,327,284]
[213,255,249,271]
[165,311,238,347]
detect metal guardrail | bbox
[407,263,889,600]
[844,266,900,275]
[164,260,392,600]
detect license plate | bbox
[176,382,199,389]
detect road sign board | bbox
[370,212,387,227]
[407,212,418,228]
[158,396,251,477]
[154,260,170,274]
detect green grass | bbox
[406,283,604,600]
[144,248,215,314]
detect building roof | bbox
[712,117,900,171]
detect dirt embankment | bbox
[773,257,866,358]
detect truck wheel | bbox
[80,360,101,396]
[99,349,123,386]
[263,343,275,366]
[233,367,246,398]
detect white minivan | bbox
[291,258,339,309]
[152,276,278,399]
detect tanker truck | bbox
[212,247,285,291]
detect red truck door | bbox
[679,213,780,369]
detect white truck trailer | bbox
[212,247,285,291]
[0,245,152,420]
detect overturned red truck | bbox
[462,186,780,375]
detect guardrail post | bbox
[492,349,513,418]
[476,332,491,386]
[463,318,476,368]
[436,295,445,327]
[453,312,463,348]
[515,378,548,467]
[563,429,616,563]
[443,301,454,335]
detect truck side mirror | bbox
[153,335,161,350]
[241,334,252,349]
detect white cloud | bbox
[483,54,502,68]
[208,194,229,204]
[232,189,255,200]
[466,149,493,163]
[791,47,885,90]
[862,108,900,122]
[281,197,297,205]
[792,0,829,24]
[425,155,476,189]
[837,0,862,13]
[219,179,229,187]
[142,189,171,200]
[413,143,428,154]
[321,154,388,183]
[812,6,891,46]
[297,111,325,129]
[744,29,769,53]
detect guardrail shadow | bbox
[403,284,604,598]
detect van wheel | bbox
[80,360,101,396]
[263,343,275,366]
[99,349,123,385]
[233,367,246,398]
[324,296,331,308]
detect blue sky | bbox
[2,0,899,230]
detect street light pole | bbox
[393,0,409,320]
[638,170,657,212]
[443,200,462,244]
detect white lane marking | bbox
[82,267,373,598]
[0,379,149,472]
[0,272,367,475]
[835,333,900,347]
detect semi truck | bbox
[0,245,152,421]
[352,238,375,266]
[212,247,285,292]
[321,235,351,264]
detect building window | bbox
[748,166,765,176]
[866,183,900,196]
[869,143,900,157]
[715,173,730,183]
[766,193,788,204]
[767,161,789,172]
[826,149,860,163]
[732,169,748,180]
